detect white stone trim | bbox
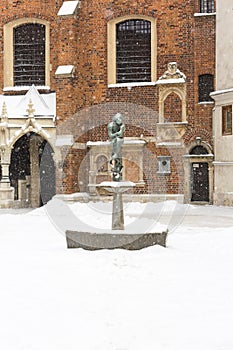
[213,161,233,166]
[194,12,216,17]
[57,1,80,16]
[211,88,233,97]
[3,86,50,92]
[198,101,214,105]
[55,65,75,78]
[108,82,156,88]
[156,78,186,85]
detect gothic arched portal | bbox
[10,132,55,207]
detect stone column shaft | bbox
[112,192,124,230]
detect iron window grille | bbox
[13,23,46,86]
[116,19,151,83]
[200,0,215,13]
[198,74,214,102]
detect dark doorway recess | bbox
[39,139,56,206]
[10,132,55,206]
[191,162,209,202]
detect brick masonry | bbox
[0,0,216,198]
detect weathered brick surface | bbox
[0,0,215,196]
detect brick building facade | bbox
[0,0,216,208]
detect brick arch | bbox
[95,154,108,173]
[183,128,213,147]
[106,9,157,23]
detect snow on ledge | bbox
[57,1,80,16]
[108,82,156,88]
[194,12,216,17]
[210,88,233,97]
[86,139,146,147]
[3,86,50,92]
[156,78,186,85]
[55,65,75,78]
[198,101,214,105]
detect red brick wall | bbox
[164,93,182,123]
[0,0,215,196]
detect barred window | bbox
[116,19,151,83]
[14,23,46,86]
[200,0,215,13]
[198,74,214,102]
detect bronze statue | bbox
[108,113,125,181]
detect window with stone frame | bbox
[200,0,215,13]
[198,74,214,102]
[222,105,232,136]
[116,19,151,83]
[13,23,46,86]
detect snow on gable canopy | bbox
[1,85,56,118]
[57,1,80,17]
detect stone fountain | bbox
[66,113,167,250]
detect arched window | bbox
[116,19,151,83]
[198,74,214,102]
[14,23,45,86]
[107,16,156,85]
[200,0,215,13]
[4,18,50,89]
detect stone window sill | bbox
[194,13,216,17]
[108,82,156,88]
[3,86,50,92]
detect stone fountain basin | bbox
[65,230,168,250]
[66,181,168,250]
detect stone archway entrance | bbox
[10,132,55,208]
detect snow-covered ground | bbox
[1,199,233,350]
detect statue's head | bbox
[113,113,123,125]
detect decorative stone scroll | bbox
[158,62,186,82]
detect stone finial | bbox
[26,99,35,117]
[159,62,186,81]
[1,101,8,122]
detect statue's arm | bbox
[117,124,125,137]
[108,123,117,140]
